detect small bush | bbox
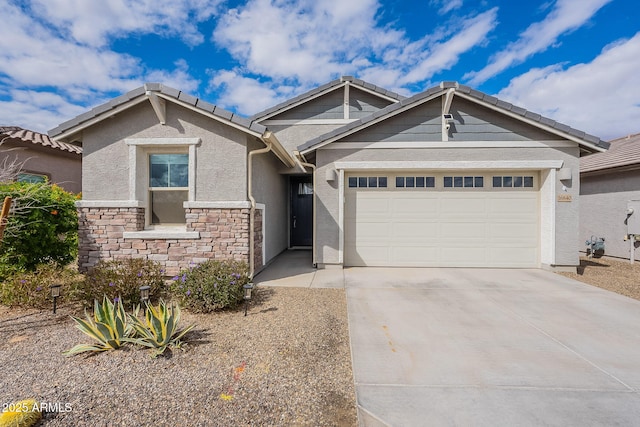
[80,259,167,309]
[0,182,78,276]
[0,263,83,309]
[170,260,250,312]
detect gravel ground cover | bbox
[0,287,357,426]
[558,255,640,300]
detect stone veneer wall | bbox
[77,207,255,276]
[253,208,263,273]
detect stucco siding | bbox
[314,145,580,267]
[250,140,288,265]
[81,101,249,202]
[269,123,347,153]
[580,170,640,259]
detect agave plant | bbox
[63,296,133,356]
[125,300,195,358]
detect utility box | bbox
[627,200,640,234]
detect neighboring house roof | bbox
[298,81,609,155]
[0,126,82,155]
[251,76,405,122]
[581,133,640,175]
[48,83,295,167]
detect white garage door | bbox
[345,172,540,268]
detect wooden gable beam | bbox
[146,91,166,125]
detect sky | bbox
[0,0,638,141]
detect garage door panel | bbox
[441,222,487,238]
[441,197,487,215]
[391,247,439,265]
[488,248,538,266]
[393,223,438,240]
[346,245,389,265]
[345,173,539,268]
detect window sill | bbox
[123,229,200,240]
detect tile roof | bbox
[581,133,640,174]
[250,76,405,122]
[48,83,267,140]
[0,126,82,154]
[299,81,608,153]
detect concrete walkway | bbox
[255,253,640,425]
[253,250,344,288]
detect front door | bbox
[290,176,313,247]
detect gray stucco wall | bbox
[250,139,289,264]
[269,123,346,153]
[82,101,250,202]
[2,142,82,193]
[314,145,580,267]
[580,169,640,259]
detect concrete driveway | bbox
[346,268,640,426]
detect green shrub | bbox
[64,296,134,356]
[0,263,84,308]
[0,182,78,276]
[80,258,167,309]
[170,260,250,312]
[125,300,195,358]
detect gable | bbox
[299,82,607,154]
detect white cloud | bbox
[0,1,206,132]
[213,0,393,84]
[209,70,301,116]
[397,8,497,85]
[0,89,88,133]
[465,0,613,85]
[30,0,222,47]
[430,0,463,15]
[212,0,496,112]
[496,33,640,141]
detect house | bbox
[49,77,608,276]
[580,133,640,260]
[0,126,82,193]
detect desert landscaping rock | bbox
[558,256,640,301]
[0,287,357,426]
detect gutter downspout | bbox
[293,151,317,267]
[248,138,273,279]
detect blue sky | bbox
[0,0,638,140]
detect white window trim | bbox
[126,138,199,202]
[125,138,200,229]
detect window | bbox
[17,173,48,184]
[149,154,188,224]
[444,176,483,188]
[348,176,387,188]
[396,176,435,188]
[493,176,534,188]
